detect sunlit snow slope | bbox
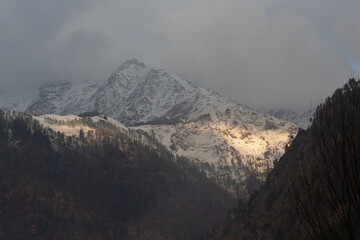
[1,59,298,198]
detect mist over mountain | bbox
[0,0,357,112]
[0,59,298,199]
[2,64,360,239]
[267,108,314,129]
[0,0,359,239]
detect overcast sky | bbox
[0,0,359,112]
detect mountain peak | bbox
[119,58,146,71]
[1,60,298,199]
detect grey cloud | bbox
[47,29,112,83]
[333,17,360,61]
[0,0,358,112]
[0,0,93,88]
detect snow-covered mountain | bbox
[295,109,314,129]
[0,89,39,112]
[0,59,298,198]
[267,108,314,129]
[26,81,101,116]
[24,59,217,126]
[267,108,299,123]
[133,110,296,198]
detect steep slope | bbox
[267,108,299,123]
[35,112,295,198]
[211,79,360,240]
[211,129,309,240]
[134,105,296,198]
[0,59,298,198]
[26,81,101,116]
[87,59,205,126]
[268,108,314,129]
[295,109,313,129]
[0,89,39,112]
[24,59,208,125]
[0,111,234,240]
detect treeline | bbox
[0,110,234,240]
[41,113,223,184]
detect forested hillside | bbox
[210,78,360,240]
[0,111,234,240]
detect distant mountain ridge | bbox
[268,108,314,129]
[21,59,222,126]
[0,59,298,198]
